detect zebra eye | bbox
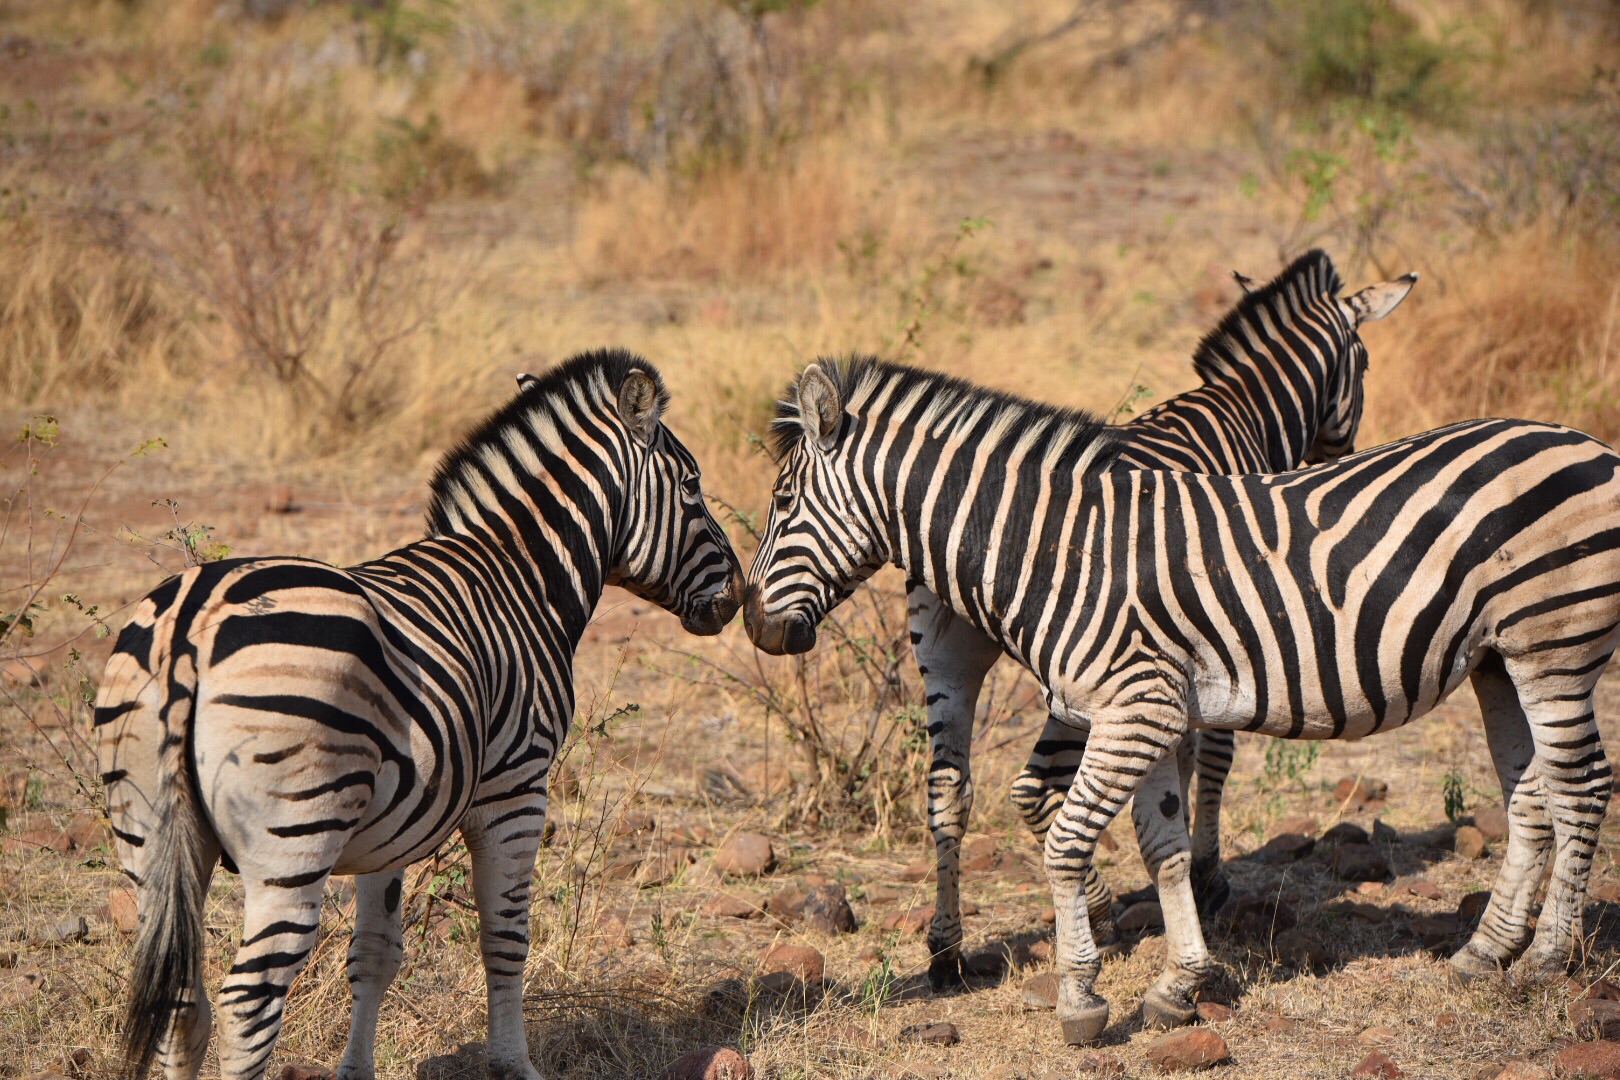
[773,491,793,513]
[681,476,701,498]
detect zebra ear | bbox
[1231,269,1257,295]
[796,364,842,451]
[617,369,663,444]
[516,373,540,392]
[1341,271,1419,326]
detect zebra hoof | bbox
[1508,949,1570,987]
[1140,986,1198,1030]
[1059,998,1111,1045]
[1446,943,1506,985]
[927,952,966,992]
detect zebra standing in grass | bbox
[97,351,741,1080]
[744,357,1620,1044]
[908,251,1416,985]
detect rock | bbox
[1371,819,1400,844]
[1022,971,1059,1010]
[983,1065,1026,1080]
[1435,1011,1460,1029]
[703,893,763,920]
[698,978,749,1018]
[1222,894,1298,940]
[669,822,711,846]
[40,915,89,943]
[25,1073,74,1080]
[881,905,934,934]
[275,1066,334,1080]
[1254,833,1315,863]
[752,970,808,1000]
[713,833,775,877]
[758,944,824,985]
[1323,822,1371,846]
[0,968,44,1007]
[65,815,105,852]
[1262,1015,1298,1034]
[1458,891,1492,925]
[1351,1051,1403,1078]
[1552,1040,1620,1078]
[1274,927,1333,969]
[1358,1026,1398,1044]
[857,945,883,964]
[898,1021,959,1046]
[1335,776,1389,807]
[1491,1063,1553,1080]
[1583,980,1620,1002]
[1074,1052,1126,1078]
[1273,814,1320,837]
[898,860,935,883]
[766,885,809,921]
[1415,914,1460,948]
[1143,1028,1230,1071]
[590,913,634,948]
[105,887,139,933]
[1118,900,1164,932]
[1028,939,1054,963]
[1594,882,1620,904]
[638,849,694,887]
[1454,825,1489,860]
[264,484,297,514]
[1572,999,1620,1041]
[1196,1001,1236,1023]
[801,882,857,934]
[863,884,901,905]
[883,1064,947,1080]
[1356,880,1386,895]
[1473,805,1511,842]
[1331,842,1390,881]
[2,829,73,856]
[1336,900,1388,922]
[1040,906,1056,925]
[1405,878,1443,901]
[658,1046,753,1080]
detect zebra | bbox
[743,356,1620,1044]
[906,250,1416,986]
[96,350,742,1080]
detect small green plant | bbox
[1443,768,1466,823]
[1262,740,1320,792]
[857,951,896,1015]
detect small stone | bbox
[801,882,857,934]
[105,887,139,933]
[1372,819,1401,843]
[1492,1063,1553,1080]
[1331,842,1390,881]
[1435,1011,1460,1029]
[1455,825,1489,860]
[881,905,934,934]
[983,1066,1025,1080]
[1583,980,1620,1002]
[1262,1014,1299,1034]
[1473,806,1511,842]
[1356,880,1385,895]
[1406,878,1443,901]
[699,978,749,1018]
[1274,927,1333,969]
[1273,814,1320,837]
[1118,900,1164,932]
[820,1022,876,1051]
[713,833,775,877]
[766,885,808,921]
[275,1066,334,1080]
[857,945,883,964]
[1415,914,1460,948]
[1022,971,1058,1010]
[2,829,73,856]
[669,822,711,846]
[1351,1051,1404,1078]
[753,970,808,999]
[704,893,763,920]
[1572,999,1620,1041]
[264,484,297,514]
[591,913,633,948]
[1594,882,1620,904]
[1040,906,1056,925]
[1324,822,1371,846]
[898,860,935,883]
[1458,891,1492,925]
[65,815,105,852]
[898,1021,959,1046]
[1335,776,1390,807]
[1143,1028,1230,1071]
[884,1064,947,1080]
[1358,1025,1398,1044]
[40,915,89,943]
[638,849,694,887]
[1254,833,1315,863]
[1196,1001,1236,1023]
[0,969,44,1007]
[759,944,824,984]
[65,1048,93,1076]
[1551,1040,1620,1078]
[1337,900,1387,922]
[1074,1052,1126,1077]
[26,1073,74,1080]
[1223,894,1299,940]
[1028,940,1054,963]
[658,1046,753,1080]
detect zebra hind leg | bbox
[1508,675,1612,982]
[337,870,406,1080]
[1012,715,1120,954]
[1450,657,1551,982]
[1189,729,1235,916]
[216,875,332,1080]
[464,806,546,1080]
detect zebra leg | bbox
[1011,715,1120,953]
[464,806,546,1080]
[1045,709,1186,1044]
[336,870,406,1080]
[1451,659,1551,981]
[1189,728,1235,915]
[1508,680,1612,981]
[216,876,331,1080]
[1131,753,1212,1029]
[906,580,1002,990]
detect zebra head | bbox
[1307,268,1419,464]
[606,367,743,636]
[744,361,889,655]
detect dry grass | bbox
[4,0,1620,1076]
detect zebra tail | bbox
[119,668,207,1080]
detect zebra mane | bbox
[769,355,1119,473]
[1190,248,1345,384]
[425,348,669,536]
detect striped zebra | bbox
[96,350,741,1080]
[744,358,1620,1043]
[908,251,1416,985]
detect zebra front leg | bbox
[336,871,406,1080]
[1011,714,1120,953]
[464,805,546,1080]
[907,581,1002,990]
[1189,728,1234,915]
[1451,658,1551,981]
[1508,679,1612,982]
[1045,708,1185,1044]
[1131,755,1211,1029]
